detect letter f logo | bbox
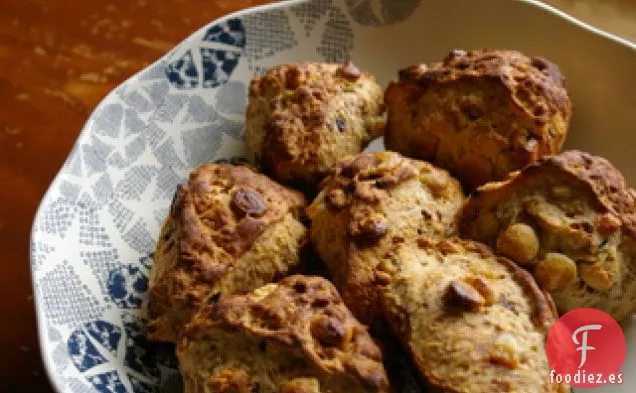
[572,324,602,368]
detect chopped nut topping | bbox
[351,215,388,242]
[398,64,428,81]
[311,315,348,347]
[231,187,267,217]
[579,254,618,291]
[444,280,486,311]
[337,61,361,80]
[466,276,495,305]
[489,334,520,369]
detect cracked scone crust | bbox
[177,275,390,393]
[385,49,572,190]
[374,237,567,393]
[308,151,464,326]
[459,150,636,321]
[246,62,385,188]
[146,163,307,342]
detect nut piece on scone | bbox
[177,275,390,393]
[384,49,572,190]
[307,151,464,326]
[245,62,385,189]
[459,150,636,322]
[145,163,307,343]
[374,237,568,393]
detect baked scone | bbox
[177,275,390,393]
[384,49,572,190]
[245,62,385,189]
[146,163,307,342]
[308,151,464,326]
[459,150,636,322]
[374,237,568,393]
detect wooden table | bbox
[0,0,633,392]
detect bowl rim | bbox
[29,0,636,391]
[520,0,636,51]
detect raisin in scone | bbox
[384,49,572,190]
[246,62,385,189]
[307,151,464,326]
[177,275,390,393]
[374,237,568,393]
[146,163,307,343]
[459,150,636,322]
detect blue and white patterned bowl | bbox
[31,1,636,392]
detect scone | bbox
[246,62,385,189]
[459,150,636,322]
[146,163,307,342]
[308,151,464,326]
[384,49,572,190]
[374,237,568,393]
[177,275,390,393]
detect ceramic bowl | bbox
[31,1,636,392]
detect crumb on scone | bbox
[459,150,636,321]
[374,237,568,393]
[385,48,572,190]
[145,163,307,343]
[246,62,385,189]
[308,151,464,327]
[177,275,390,393]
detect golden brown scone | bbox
[245,62,385,189]
[146,163,307,343]
[374,237,568,393]
[177,275,390,393]
[384,49,572,190]
[459,150,636,322]
[307,151,464,326]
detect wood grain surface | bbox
[0,2,271,391]
[0,0,633,392]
